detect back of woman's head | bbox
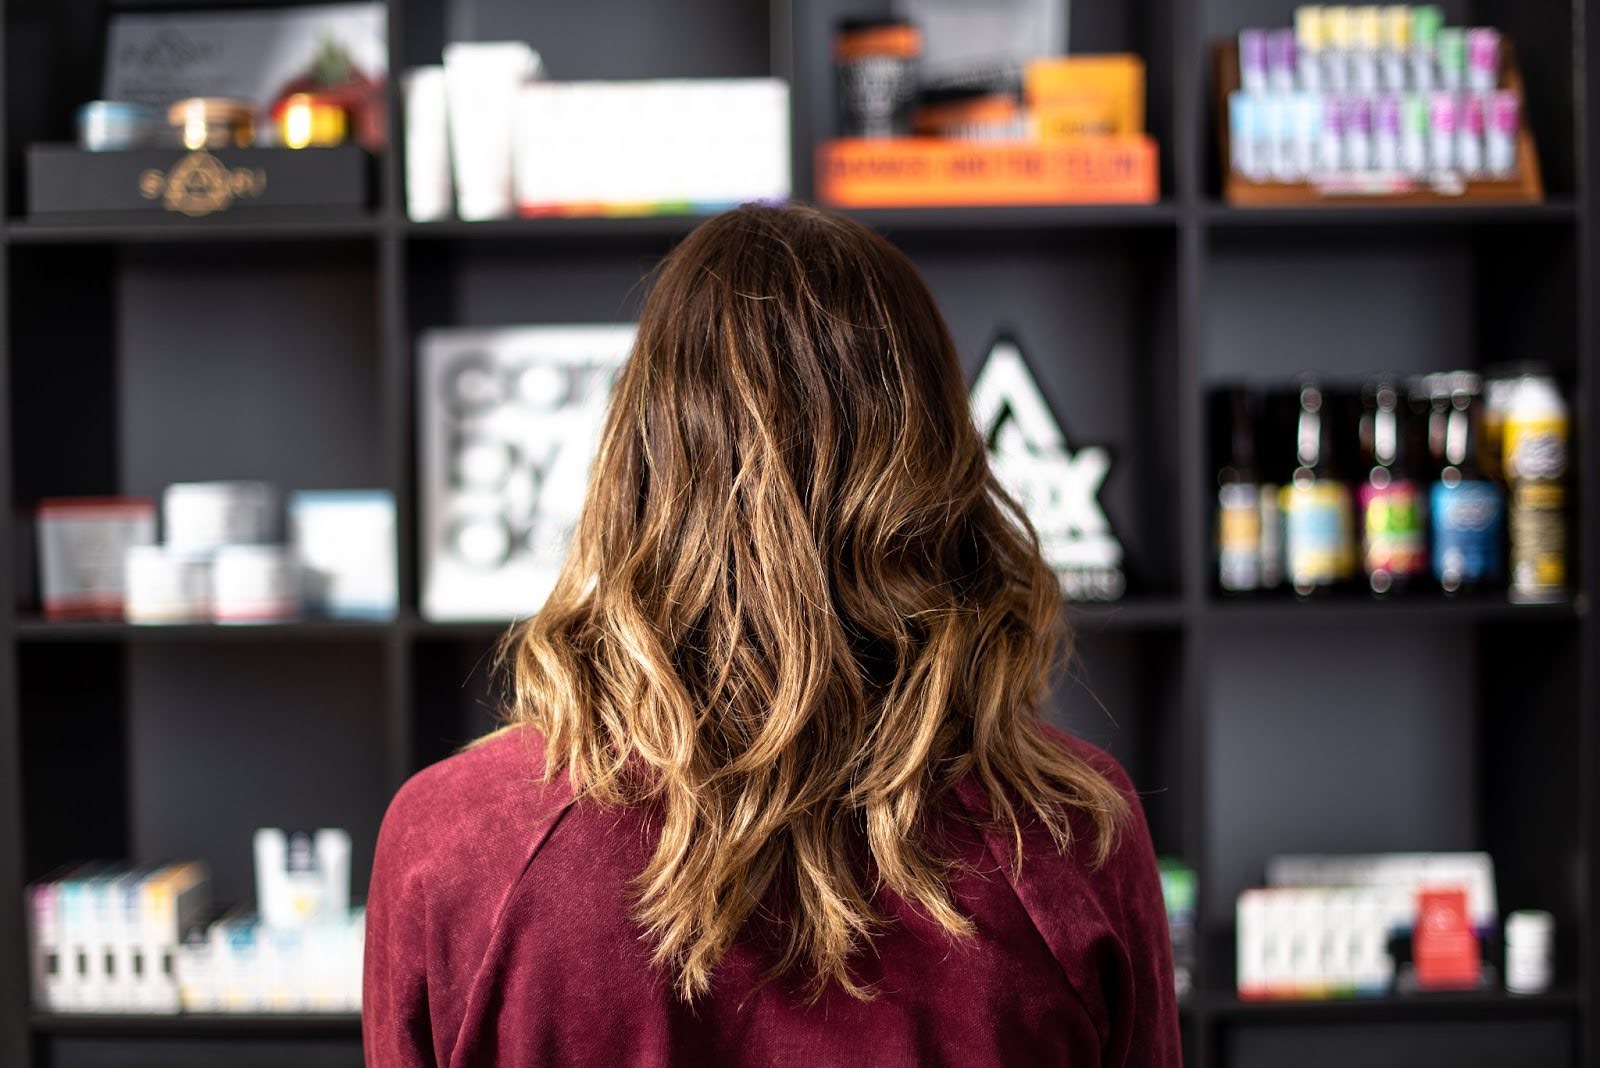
[503,203,1127,1000]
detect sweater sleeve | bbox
[1100,777,1182,1068]
[363,781,438,1067]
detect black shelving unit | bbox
[0,1,1593,1066]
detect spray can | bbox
[1503,372,1568,603]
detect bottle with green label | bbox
[1359,378,1428,595]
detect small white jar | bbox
[1505,910,1554,995]
[212,545,302,624]
[124,545,212,624]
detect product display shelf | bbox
[1201,596,1584,625]
[1201,198,1581,228]
[11,617,397,642]
[4,213,385,245]
[29,1012,363,1035]
[1197,987,1583,1023]
[401,213,721,241]
[840,202,1183,233]
[0,1,1594,1067]
[402,598,1190,642]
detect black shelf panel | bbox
[13,618,395,642]
[30,1012,361,1035]
[1204,199,1580,230]
[1200,989,1581,1024]
[7,213,384,244]
[1202,597,1581,625]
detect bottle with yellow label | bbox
[1502,372,1568,603]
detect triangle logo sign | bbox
[970,336,1126,602]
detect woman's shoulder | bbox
[372,726,572,910]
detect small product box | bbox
[290,490,397,620]
[36,497,156,620]
[1025,54,1146,138]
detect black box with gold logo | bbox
[27,145,371,219]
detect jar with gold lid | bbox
[168,97,256,150]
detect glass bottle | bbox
[1282,379,1356,596]
[1359,378,1428,595]
[1430,373,1504,595]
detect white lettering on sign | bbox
[969,337,1126,601]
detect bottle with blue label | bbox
[1282,381,1356,597]
[1430,373,1503,594]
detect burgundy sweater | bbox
[363,726,1180,1067]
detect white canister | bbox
[404,66,453,221]
[1504,910,1554,995]
[164,482,280,553]
[212,545,302,624]
[124,545,212,624]
[444,42,541,221]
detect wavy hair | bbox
[499,203,1127,1001]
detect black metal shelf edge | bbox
[6,213,385,244]
[1202,596,1581,625]
[841,202,1180,232]
[402,203,1181,240]
[402,599,1187,642]
[1199,989,1581,1023]
[13,618,396,642]
[30,1011,361,1034]
[403,213,715,240]
[1204,199,1580,229]
[1066,597,1187,629]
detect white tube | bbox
[444,42,541,221]
[404,67,453,222]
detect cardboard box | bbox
[1026,54,1147,137]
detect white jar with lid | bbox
[164,481,279,553]
[1505,909,1554,994]
[124,545,211,624]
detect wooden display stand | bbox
[1215,40,1544,207]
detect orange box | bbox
[816,137,1158,208]
[1026,54,1146,137]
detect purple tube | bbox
[1343,96,1372,171]
[1343,96,1372,134]
[1240,29,1269,93]
[1267,28,1298,93]
[1375,96,1401,135]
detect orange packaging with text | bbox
[1026,54,1146,138]
[816,136,1158,208]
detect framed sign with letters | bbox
[419,324,635,621]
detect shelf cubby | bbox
[0,0,1593,1065]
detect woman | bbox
[365,205,1180,1066]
